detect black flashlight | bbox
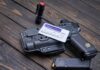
[35,2,45,24]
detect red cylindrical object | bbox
[35,2,45,24]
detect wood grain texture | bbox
[13,0,100,51]
[0,0,36,29]
[0,12,52,70]
[0,40,45,70]
[0,0,70,70]
[91,53,100,70]
[81,0,100,11]
[45,0,100,35]
[62,0,100,22]
[0,0,100,70]
[45,0,100,51]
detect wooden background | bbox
[0,0,100,70]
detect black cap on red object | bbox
[35,2,45,24]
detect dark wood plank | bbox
[0,13,52,70]
[0,0,73,56]
[81,0,100,11]
[11,0,65,26]
[45,0,100,51]
[14,0,82,26]
[0,1,71,70]
[95,0,100,3]
[91,53,100,70]
[0,0,6,5]
[45,0,100,36]
[13,0,100,35]
[62,0,100,22]
[0,40,45,70]
[12,0,100,51]
[0,0,100,70]
[0,0,37,29]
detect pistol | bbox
[59,19,97,60]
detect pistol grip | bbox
[70,34,97,59]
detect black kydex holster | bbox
[21,28,65,55]
[59,19,97,60]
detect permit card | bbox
[38,23,70,42]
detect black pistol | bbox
[59,19,97,60]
